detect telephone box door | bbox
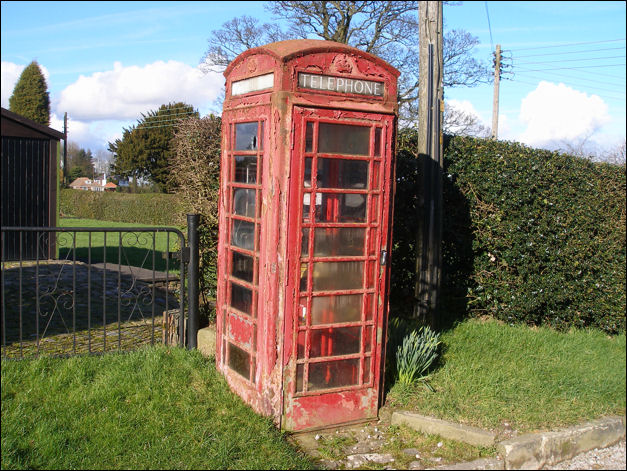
[284,106,395,431]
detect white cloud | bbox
[1,61,50,108]
[55,60,224,121]
[519,81,610,147]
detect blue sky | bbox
[1,1,625,159]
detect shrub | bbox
[169,115,222,323]
[445,137,625,333]
[60,189,185,226]
[391,133,625,334]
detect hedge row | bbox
[442,137,625,333]
[59,189,186,227]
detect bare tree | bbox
[443,103,490,137]
[200,15,290,73]
[603,139,626,166]
[200,1,491,121]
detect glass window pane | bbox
[228,342,250,379]
[315,193,366,223]
[364,356,371,383]
[310,326,361,357]
[235,122,258,150]
[318,122,369,155]
[233,188,256,218]
[299,298,308,325]
[234,156,257,183]
[311,294,362,325]
[300,263,308,291]
[231,220,255,250]
[374,128,381,157]
[365,326,373,354]
[259,121,264,151]
[304,158,312,188]
[308,359,360,391]
[301,228,310,257]
[317,158,368,189]
[232,251,254,283]
[296,364,304,392]
[297,330,306,359]
[314,228,365,256]
[231,283,253,314]
[303,192,321,222]
[313,261,364,291]
[305,122,314,153]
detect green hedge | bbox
[392,134,626,334]
[444,137,625,333]
[59,189,186,227]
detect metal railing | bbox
[1,215,200,359]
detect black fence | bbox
[1,215,200,359]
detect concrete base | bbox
[496,416,626,470]
[432,457,504,470]
[197,325,216,358]
[391,411,496,447]
[392,412,626,470]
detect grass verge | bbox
[58,217,184,272]
[386,318,626,433]
[1,346,315,470]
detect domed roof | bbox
[225,39,399,78]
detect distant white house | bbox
[69,175,117,192]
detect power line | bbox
[135,110,198,121]
[511,68,625,88]
[515,63,626,73]
[484,1,494,52]
[513,46,626,59]
[513,55,626,66]
[510,73,626,100]
[508,38,625,52]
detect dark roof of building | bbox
[1,107,65,140]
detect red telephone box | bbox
[217,39,399,431]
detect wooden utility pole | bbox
[491,44,501,139]
[414,1,444,325]
[63,112,68,185]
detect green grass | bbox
[1,346,315,470]
[387,318,626,433]
[58,217,185,272]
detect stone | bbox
[403,448,421,456]
[346,453,395,468]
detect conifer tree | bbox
[9,61,51,126]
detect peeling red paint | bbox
[217,40,398,432]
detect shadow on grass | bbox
[59,246,182,274]
[1,262,181,357]
[384,137,475,399]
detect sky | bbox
[1,1,625,162]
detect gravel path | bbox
[543,439,626,470]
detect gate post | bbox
[187,214,200,349]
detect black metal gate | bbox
[1,215,200,359]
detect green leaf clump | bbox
[396,326,441,386]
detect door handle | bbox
[380,250,388,266]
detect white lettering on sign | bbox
[298,73,384,97]
[231,73,274,96]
